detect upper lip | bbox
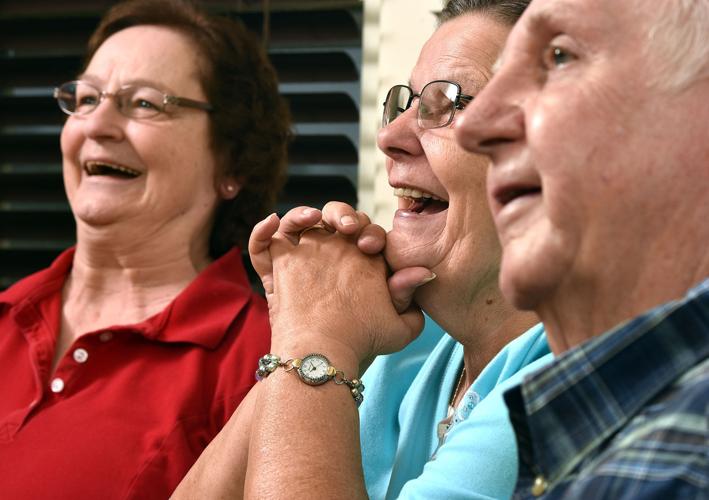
[389,181,448,203]
[392,185,446,202]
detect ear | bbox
[218,177,242,200]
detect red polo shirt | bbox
[0,247,270,499]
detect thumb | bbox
[387,267,436,313]
[397,306,426,347]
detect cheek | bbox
[60,119,81,159]
[427,135,489,188]
[144,123,218,193]
[60,120,83,194]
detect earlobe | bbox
[219,181,240,200]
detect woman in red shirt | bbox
[0,0,289,497]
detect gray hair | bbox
[437,0,530,26]
[645,0,709,89]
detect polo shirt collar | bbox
[134,248,254,348]
[1,247,255,350]
[505,278,709,487]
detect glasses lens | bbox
[118,87,164,118]
[55,81,97,115]
[383,85,412,127]
[419,81,458,129]
[74,82,102,115]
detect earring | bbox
[226,185,235,193]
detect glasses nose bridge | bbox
[89,88,124,115]
[406,91,422,113]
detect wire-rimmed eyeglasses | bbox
[53,80,213,119]
[382,80,473,130]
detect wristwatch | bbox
[255,352,365,406]
[295,353,337,385]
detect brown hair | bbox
[85,0,291,257]
[438,0,530,25]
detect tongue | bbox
[408,198,449,215]
[409,199,426,213]
[420,199,448,215]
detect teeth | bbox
[394,186,442,201]
[85,161,140,177]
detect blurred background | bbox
[0,0,441,289]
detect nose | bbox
[376,105,424,161]
[80,95,125,142]
[454,72,525,158]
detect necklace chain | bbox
[450,365,466,407]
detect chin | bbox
[71,202,125,228]
[498,250,554,312]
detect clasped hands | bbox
[248,202,437,371]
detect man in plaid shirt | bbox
[457,0,708,498]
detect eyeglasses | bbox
[53,80,213,119]
[382,80,473,130]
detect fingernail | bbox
[260,213,278,226]
[341,215,357,226]
[419,273,437,285]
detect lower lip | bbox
[83,171,141,182]
[392,205,448,225]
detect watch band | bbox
[255,353,365,407]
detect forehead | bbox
[84,25,203,93]
[515,0,634,47]
[411,13,510,94]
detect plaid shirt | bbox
[505,278,709,500]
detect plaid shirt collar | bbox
[505,278,709,489]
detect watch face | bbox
[298,354,331,385]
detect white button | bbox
[99,332,113,342]
[73,348,89,363]
[50,378,65,393]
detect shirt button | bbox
[99,332,113,342]
[73,348,89,363]
[532,475,548,496]
[50,378,65,393]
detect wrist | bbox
[269,329,363,376]
[255,351,365,407]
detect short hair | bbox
[85,0,291,257]
[644,0,709,90]
[437,0,530,26]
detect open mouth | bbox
[84,161,141,179]
[495,185,541,207]
[394,186,449,215]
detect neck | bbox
[63,228,212,337]
[539,246,709,356]
[422,282,538,381]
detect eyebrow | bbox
[524,1,578,34]
[77,74,177,94]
